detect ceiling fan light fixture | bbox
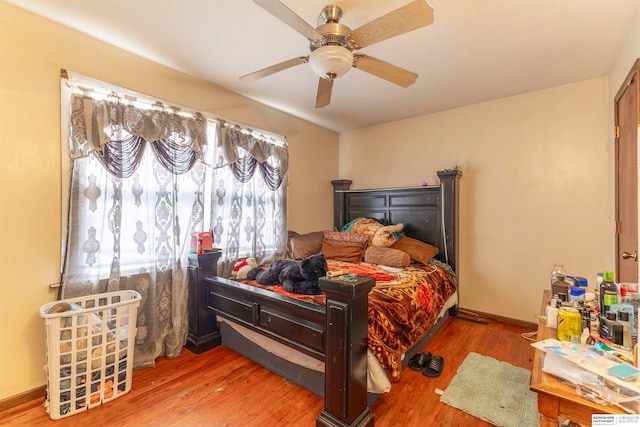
[309,45,353,79]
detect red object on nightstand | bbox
[190,232,213,254]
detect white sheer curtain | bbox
[211,125,288,278]
[60,78,212,368]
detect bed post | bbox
[437,170,461,274]
[331,179,352,231]
[317,275,376,427]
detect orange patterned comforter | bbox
[242,259,457,382]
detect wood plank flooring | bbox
[0,316,536,427]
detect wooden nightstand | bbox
[186,250,222,354]
[530,290,625,426]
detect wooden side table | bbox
[186,250,222,354]
[530,290,625,426]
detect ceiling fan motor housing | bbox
[310,23,352,51]
[309,6,354,81]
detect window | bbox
[211,131,288,277]
[59,71,288,367]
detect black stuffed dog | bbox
[246,253,328,295]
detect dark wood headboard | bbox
[331,170,461,273]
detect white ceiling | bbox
[8,0,640,132]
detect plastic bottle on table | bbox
[595,272,603,293]
[569,286,585,304]
[599,270,618,316]
[551,263,568,286]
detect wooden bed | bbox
[186,170,461,427]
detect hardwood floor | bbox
[0,316,536,427]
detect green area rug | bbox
[439,352,538,427]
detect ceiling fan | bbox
[240,0,434,108]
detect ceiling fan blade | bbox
[351,0,434,49]
[353,54,418,88]
[315,77,333,108]
[240,56,309,82]
[254,0,324,43]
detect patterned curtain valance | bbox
[217,125,288,175]
[92,135,200,178]
[69,94,207,172]
[230,154,284,191]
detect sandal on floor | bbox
[408,352,432,371]
[422,355,444,377]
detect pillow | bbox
[288,230,324,259]
[321,239,367,263]
[370,223,404,247]
[287,230,299,257]
[323,230,370,245]
[390,236,439,265]
[364,246,410,268]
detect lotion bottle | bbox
[600,271,618,316]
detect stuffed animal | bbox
[246,253,328,295]
[232,257,257,280]
[246,259,285,285]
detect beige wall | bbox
[339,78,610,322]
[0,3,337,400]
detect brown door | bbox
[615,59,639,283]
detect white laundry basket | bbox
[39,290,141,419]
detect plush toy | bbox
[246,253,328,295]
[232,257,257,280]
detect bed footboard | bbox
[202,275,326,360]
[200,274,376,426]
